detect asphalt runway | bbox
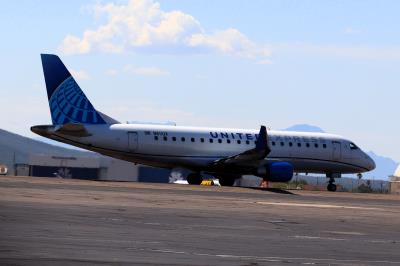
[1,176,400,265]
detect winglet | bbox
[256,125,270,154]
[210,125,271,167]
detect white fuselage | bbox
[37,123,376,177]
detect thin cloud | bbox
[273,43,400,61]
[105,69,118,76]
[256,59,273,65]
[194,74,207,80]
[124,65,170,76]
[344,27,361,35]
[70,69,90,81]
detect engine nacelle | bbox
[257,162,294,182]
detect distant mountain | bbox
[284,124,325,133]
[0,128,98,171]
[33,136,87,151]
[365,152,398,180]
[0,129,95,156]
[283,124,398,180]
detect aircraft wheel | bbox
[327,183,337,192]
[186,173,202,185]
[218,176,235,186]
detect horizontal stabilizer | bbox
[55,123,91,137]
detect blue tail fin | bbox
[41,54,107,125]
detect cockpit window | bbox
[349,142,359,150]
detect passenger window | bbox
[289,142,293,147]
[314,143,318,148]
[181,137,185,142]
[163,136,167,141]
[237,140,241,144]
[246,140,250,145]
[172,137,176,141]
[191,137,195,142]
[218,139,222,143]
[272,141,276,146]
[306,143,310,148]
[297,143,301,147]
[200,138,204,143]
[209,139,213,143]
[154,136,158,141]
[323,144,327,148]
[227,139,231,144]
[280,142,284,146]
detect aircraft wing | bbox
[211,125,270,167]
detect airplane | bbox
[31,54,376,192]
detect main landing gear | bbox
[186,173,237,186]
[217,176,235,186]
[186,173,203,185]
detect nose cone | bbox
[365,154,376,171]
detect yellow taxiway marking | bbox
[256,201,380,210]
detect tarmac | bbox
[1,176,400,266]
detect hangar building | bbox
[0,128,170,183]
[389,165,400,194]
[13,155,170,183]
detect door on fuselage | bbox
[332,141,341,161]
[128,132,138,152]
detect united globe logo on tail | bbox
[49,77,105,125]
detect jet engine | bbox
[256,161,294,182]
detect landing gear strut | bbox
[186,173,203,185]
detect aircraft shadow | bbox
[247,187,296,195]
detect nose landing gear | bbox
[326,173,340,192]
[327,178,337,192]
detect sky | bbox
[0,0,399,161]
